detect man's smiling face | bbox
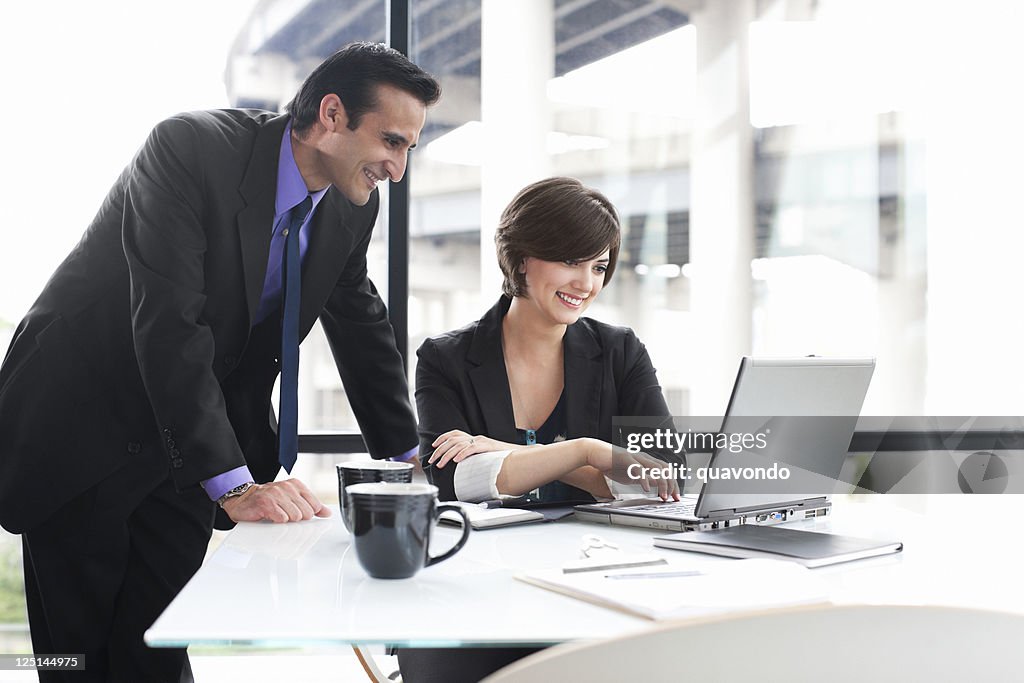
[317,84,426,206]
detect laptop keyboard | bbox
[628,499,698,516]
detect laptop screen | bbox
[694,357,875,518]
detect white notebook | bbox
[439,501,545,530]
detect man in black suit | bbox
[0,42,439,681]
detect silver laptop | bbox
[574,356,875,532]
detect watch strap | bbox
[217,481,255,508]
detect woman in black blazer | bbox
[400,178,683,683]
[417,176,682,505]
[401,177,684,683]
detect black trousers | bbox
[396,647,545,683]
[22,459,216,683]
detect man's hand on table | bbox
[222,479,331,523]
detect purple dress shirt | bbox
[201,123,325,502]
[201,122,415,503]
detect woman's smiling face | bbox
[520,249,611,325]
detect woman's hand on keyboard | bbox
[582,439,681,501]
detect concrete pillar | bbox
[479,0,554,295]
[688,0,756,414]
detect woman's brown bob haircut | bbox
[495,177,621,298]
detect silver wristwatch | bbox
[217,481,255,508]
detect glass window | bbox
[745,0,1022,416]
[406,0,1024,418]
[409,0,694,413]
[0,0,262,647]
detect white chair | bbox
[481,604,1024,682]
[352,644,401,682]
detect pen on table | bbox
[604,570,703,580]
[477,499,504,509]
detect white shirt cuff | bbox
[453,450,515,502]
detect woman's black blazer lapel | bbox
[467,297,606,442]
[563,320,603,439]
[466,298,519,441]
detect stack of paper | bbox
[517,559,829,620]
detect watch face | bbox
[219,482,253,506]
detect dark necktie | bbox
[278,196,313,472]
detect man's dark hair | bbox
[495,177,622,299]
[287,42,441,134]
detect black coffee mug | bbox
[345,482,472,579]
[337,460,414,532]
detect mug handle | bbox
[426,504,472,567]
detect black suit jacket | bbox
[416,296,679,501]
[0,110,417,533]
